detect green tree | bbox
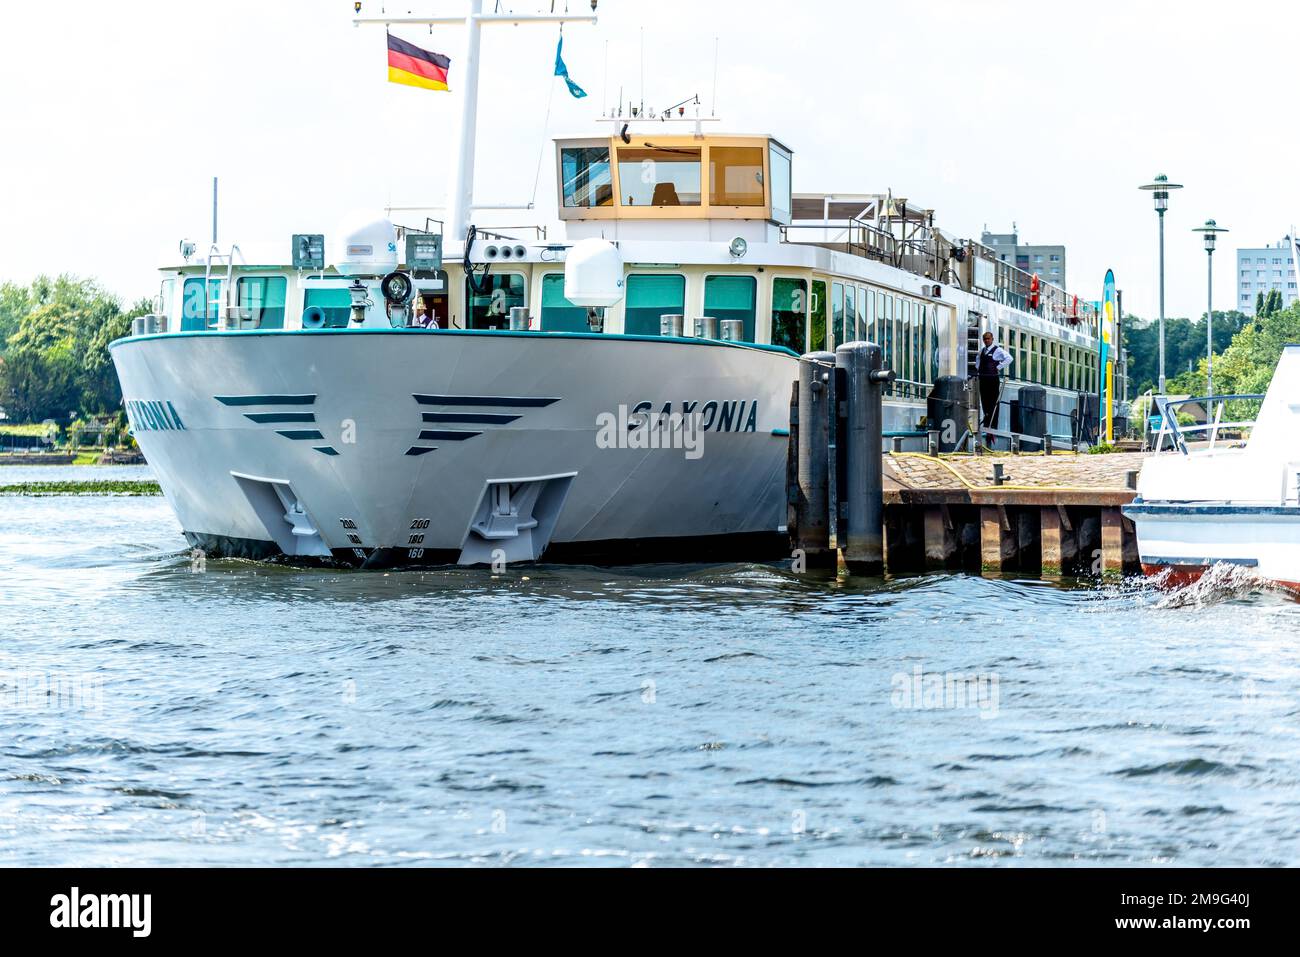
[1166,300,1300,419]
[0,275,145,422]
[1122,311,1251,395]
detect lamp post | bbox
[1191,218,1229,406]
[1139,175,1184,393]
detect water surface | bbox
[1,491,1298,866]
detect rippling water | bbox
[2,470,1299,866]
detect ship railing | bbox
[1150,394,1264,455]
[780,227,1101,333]
[778,222,858,249]
[961,241,1099,333]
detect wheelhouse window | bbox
[625,274,686,336]
[709,146,765,207]
[560,146,613,208]
[617,147,701,207]
[771,278,807,352]
[181,277,222,331]
[704,275,757,342]
[466,273,526,330]
[237,276,287,329]
[540,274,589,332]
[769,143,792,224]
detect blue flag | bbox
[555,34,587,99]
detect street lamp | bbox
[1191,218,1229,402]
[1139,174,1184,393]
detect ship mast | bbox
[353,2,599,243]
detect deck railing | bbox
[779,223,1100,334]
[1149,394,1265,455]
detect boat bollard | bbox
[835,342,896,575]
[928,430,940,457]
[793,351,837,569]
[695,316,719,339]
[720,319,744,342]
[659,314,684,338]
[509,307,531,331]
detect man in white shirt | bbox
[976,331,1014,430]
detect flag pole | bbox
[354,3,598,244]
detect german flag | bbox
[387,33,450,92]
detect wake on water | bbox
[1153,562,1280,609]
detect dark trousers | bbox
[978,375,1001,429]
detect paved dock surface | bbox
[884,451,1148,506]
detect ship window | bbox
[704,275,757,342]
[876,292,886,359]
[237,277,287,329]
[181,277,222,331]
[617,147,701,207]
[930,306,941,383]
[910,301,919,384]
[810,280,828,351]
[540,274,589,332]
[883,295,894,378]
[709,146,766,207]
[303,287,352,328]
[769,144,792,224]
[858,286,869,343]
[771,278,807,353]
[843,285,856,345]
[899,298,909,382]
[560,146,614,208]
[466,273,526,330]
[830,283,845,349]
[625,274,686,336]
[159,278,176,323]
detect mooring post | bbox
[835,342,895,575]
[794,351,837,568]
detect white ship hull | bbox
[1123,502,1300,592]
[111,329,796,567]
[1125,346,1300,595]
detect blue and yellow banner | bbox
[1101,270,1117,443]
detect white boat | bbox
[110,4,1109,568]
[1125,346,1300,591]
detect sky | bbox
[1,0,1296,321]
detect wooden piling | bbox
[980,506,1016,572]
[1040,506,1064,576]
[1100,508,1124,577]
[923,506,956,570]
